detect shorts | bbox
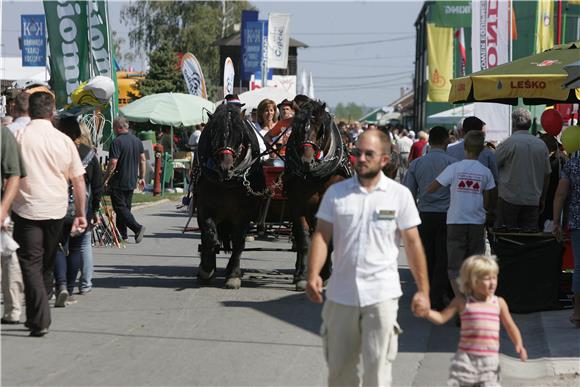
[448,351,500,386]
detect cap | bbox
[277,99,295,109]
[224,94,245,107]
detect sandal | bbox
[569,316,580,328]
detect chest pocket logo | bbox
[374,209,396,232]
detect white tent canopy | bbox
[0,57,48,82]
[426,104,474,126]
[238,87,295,112]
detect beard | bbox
[355,163,382,179]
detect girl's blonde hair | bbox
[458,255,499,296]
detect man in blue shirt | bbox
[404,126,457,310]
[446,116,498,183]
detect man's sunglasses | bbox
[351,148,382,159]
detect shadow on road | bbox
[148,212,189,218]
[93,264,197,290]
[222,293,323,335]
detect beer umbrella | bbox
[564,60,580,89]
[120,92,215,127]
[449,41,580,105]
[120,93,215,155]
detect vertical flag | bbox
[299,69,308,95]
[21,15,46,67]
[43,0,91,108]
[308,72,315,99]
[455,28,467,76]
[181,53,207,98]
[87,0,116,146]
[240,10,259,81]
[427,24,453,102]
[535,0,554,53]
[223,57,235,97]
[267,13,291,69]
[471,0,511,142]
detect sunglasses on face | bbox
[351,148,383,159]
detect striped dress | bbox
[458,295,500,355]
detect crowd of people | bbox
[1,86,578,386]
[1,88,145,337]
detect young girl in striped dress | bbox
[426,255,527,386]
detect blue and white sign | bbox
[21,15,46,67]
[241,10,258,80]
[242,20,267,81]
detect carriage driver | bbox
[263,99,298,166]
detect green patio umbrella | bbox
[120,92,215,155]
[120,92,215,127]
[449,41,580,105]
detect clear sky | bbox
[3,0,424,108]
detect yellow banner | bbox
[427,24,453,102]
[535,0,554,53]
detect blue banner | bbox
[21,15,46,67]
[241,10,259,80]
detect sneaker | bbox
[55,289,69,307]
[79,288,92,295]
[66,295,78,305]
[135,226,146,244]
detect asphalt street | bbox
[1,201,578,386]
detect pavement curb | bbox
[500,355,580,379]
[132,198,172,211]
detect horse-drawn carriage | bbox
[192,100,352,290]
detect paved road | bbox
[2,201,577,386]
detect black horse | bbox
[195,104,265,289]
[284,100,352,290]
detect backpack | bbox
[64,148,96,224]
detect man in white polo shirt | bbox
[306,130,430,386]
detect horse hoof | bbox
[198,267,215,281]
[295,280,307,292]
[225,277,242,289]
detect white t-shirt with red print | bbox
[436,159,496,224]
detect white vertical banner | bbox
[299,69,308,95]
[223,57,235,97]
[308,72,315,99]
[267,13,290,69]
[471,0,511,142]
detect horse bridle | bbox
[214,146,237,158]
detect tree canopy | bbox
[121,1,253,100]
[333,103,373,122]
[133,43,186,97]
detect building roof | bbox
[388,90,414,110]
[214,32,308,48]
[358,106,393,124]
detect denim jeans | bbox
[79,231,93,293]
[54,231,84,294]
[571,229,580,293]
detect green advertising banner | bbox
[429,1,471,28]
[43,0,91,108]
[88,0,117,146]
